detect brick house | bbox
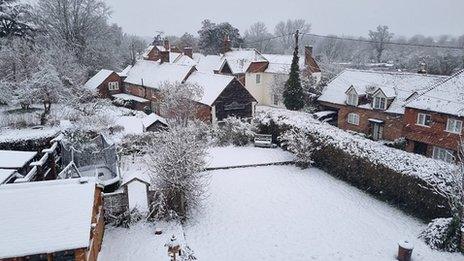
[0,177,104,261]
[317,69,446,141]
[403,69,464,162]
[84,69,122,98]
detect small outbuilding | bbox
[142,113,168,132]
[84,69,122,98]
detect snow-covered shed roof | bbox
[186,71,235,106]
[84,69,114,90]
[112,93,149,103]
[220,48,267,74]
[0,178,97,258]
[318,69,447,114]
[195,55,222,73]
[142,113,167,129]
[262,54,305,74]
[118,65,132,77]
[0,150,37,169]
[406,69,464,117]
[124,60,194,89]
[0,169,16,184]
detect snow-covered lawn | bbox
[206,146,295,168]
[100,165,463,261]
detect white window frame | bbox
[432,146,455,163]
[256,74,261,84]
[347,113,360,125]
[416,113,432,127]
[108,81,119,91]
[346,92,358,106]
[373,96,387,110]
[446,118,463,134]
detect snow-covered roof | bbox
[0,169,16,184]
[318,69,447,114]
[186,71,235,106]
[0,150,37,169]
[406,69,464,117]
[142,113,167,129]
[195,55,222,73]
[124,60,194,89]
[170,52,182,62]
[0,178,97,258]
[84,69,114,90]
[112,93,149,103]
[172,54,197,66]
[262,54,305,74]
[220,48,267,74]
[118,65,132,77]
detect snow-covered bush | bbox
[0,111,41,128]
[212,116,255,146]
[279,128,319,168]
[420,218,461,252]
[109,208,144,228]
[144,125,209,221]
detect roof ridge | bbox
[344,68,447,78]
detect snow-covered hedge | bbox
[420,218,461,252]
[255,106,454,219]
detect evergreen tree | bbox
[283,31,304,110]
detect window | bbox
[108,81,119,91]
[433,147,455,163]
[273,94,279,106]
[373,96,387,110]
[446,118,463,134]
[346,92,358,106]
[256,74,261,84]
[347,113,360,125]
[416,113,432,127]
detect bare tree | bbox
[158,81,204,127]
[244,22,274,53]
[274,19,311,53]
[368,25,393,63]
[30,63,63,115]
[144,125,209,221]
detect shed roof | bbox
[84,69,114,90]
[142,113,167,129]
[0,168,16,184]
[0,178,97,258]
[0,150,37,169]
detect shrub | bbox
[279,128,319,168]
[420,217,461,252]
[212,116,255,146]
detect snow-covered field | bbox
[206,146,295,168]
[100,164,463,261]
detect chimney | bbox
[417,62,427,74]
[304,46,313,66]
[223,35,231,54]
[184,47,193,59]
[160,50,170,64]
[163,39,170,51]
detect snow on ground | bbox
[206,146,295,168]
[100,164,464,261]
[115,116,144,135]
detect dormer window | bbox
[346,88,358,106]
[373,96,387,110]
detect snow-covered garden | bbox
[99,147,464,261]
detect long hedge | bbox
[256,107,453,220]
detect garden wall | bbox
[256,107,453,220]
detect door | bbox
[372,123,383,140]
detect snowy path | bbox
[206,146,295,169]
[100,165,463,261]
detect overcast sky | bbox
[104,0,464,38]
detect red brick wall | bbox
[145,47,161,61]
[337,106,403,141]
[403,107,463,152]
[247,62,268,73]
[97,72,122,98]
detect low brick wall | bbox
[258,118,450,221]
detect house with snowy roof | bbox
[317,69,446,141]
[0,177,104,261]
[84,69,122,98]
[402,69,464,162]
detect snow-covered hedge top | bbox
[0,127,61,143]
[255,106,456,194]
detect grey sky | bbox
[105,0,464,38]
